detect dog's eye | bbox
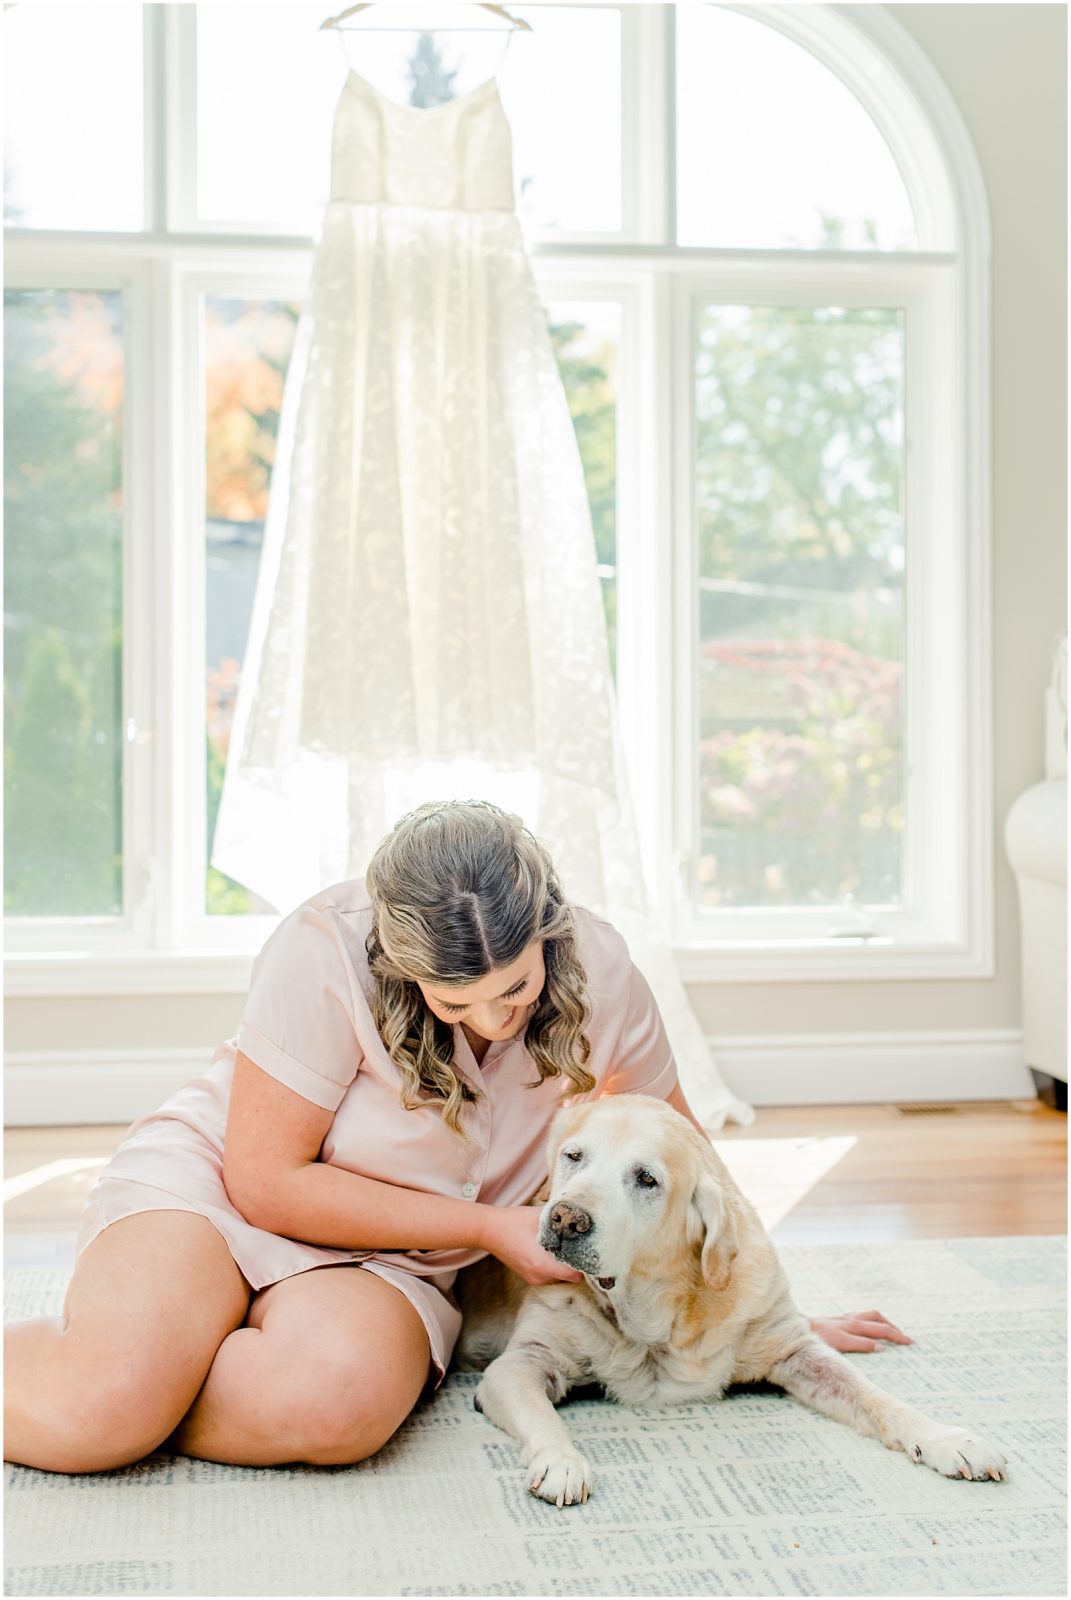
[635,1169,659,1188]
[563,1149,583,1163]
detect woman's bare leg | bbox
[165,1264,432,1466]
[4,1210,250,1473]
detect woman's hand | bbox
[810,1310,913,1353]
[479,1204,587,1287]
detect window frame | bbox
[670,254,981,978]
[167,2,664,246]
[2,253,160,958]
[4,1,993,995]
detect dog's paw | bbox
[909,1426,1008,1482]
[526,1448,592,1507]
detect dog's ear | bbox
[687,1162,739,1291]
[542,1103,581,1181]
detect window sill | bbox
[5,928,994,999]
[672,935,994,983]
[4,950,255,998]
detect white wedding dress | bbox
[211,66,751,1130]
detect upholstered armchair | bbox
[1004,634,1067,1101]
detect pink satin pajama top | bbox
[86,877,680,1295]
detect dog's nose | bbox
[550,1202,593,1240]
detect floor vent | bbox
[894,1103,959,1115]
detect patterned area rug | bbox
[4,1235,1066,1598]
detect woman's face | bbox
[416,940,546,1042]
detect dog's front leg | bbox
[474,1341,592,1507]
[766,1335,1007,1481]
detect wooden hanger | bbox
[320,3,532,32]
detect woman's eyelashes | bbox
[439,980,528,1016]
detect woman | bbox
[5,800,907,1474]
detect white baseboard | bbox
[3,1030,1034,1126]
[708,1029,1034,1106]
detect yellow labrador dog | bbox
[454,1095,1008,1508]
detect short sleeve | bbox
[236,904,362,1113]
[598,960,680,1101]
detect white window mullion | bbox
[163,261,207,951]
[670,268,700,943]
[662,2,677,247]
[607,270,667,920]
[653,264,682,938]
[175,254,312,953]
[907,260,972,949]
[622,3,671,245]
[164,2,198,235]
[143,3,167,235]
[146,255,184,957]
[625,5,680,947]
[170,259,250,950]
[125,259,162,952]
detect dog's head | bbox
[539,1094,739,1294]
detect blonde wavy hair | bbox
[364,799,595,1139]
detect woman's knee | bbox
[248,1268,434,1466]
[5,1325,196,1474]
[289,1351,431,1465]
[56,1369,188,1473]
[5,1211,250,1475]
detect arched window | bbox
[629,5,992,981]
[4,3,990,992]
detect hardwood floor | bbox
[3,1101,1066,1248]
[716,1099,1067,1242]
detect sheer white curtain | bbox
[211,65,752,1130]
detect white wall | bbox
[4,3,1066,1116]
